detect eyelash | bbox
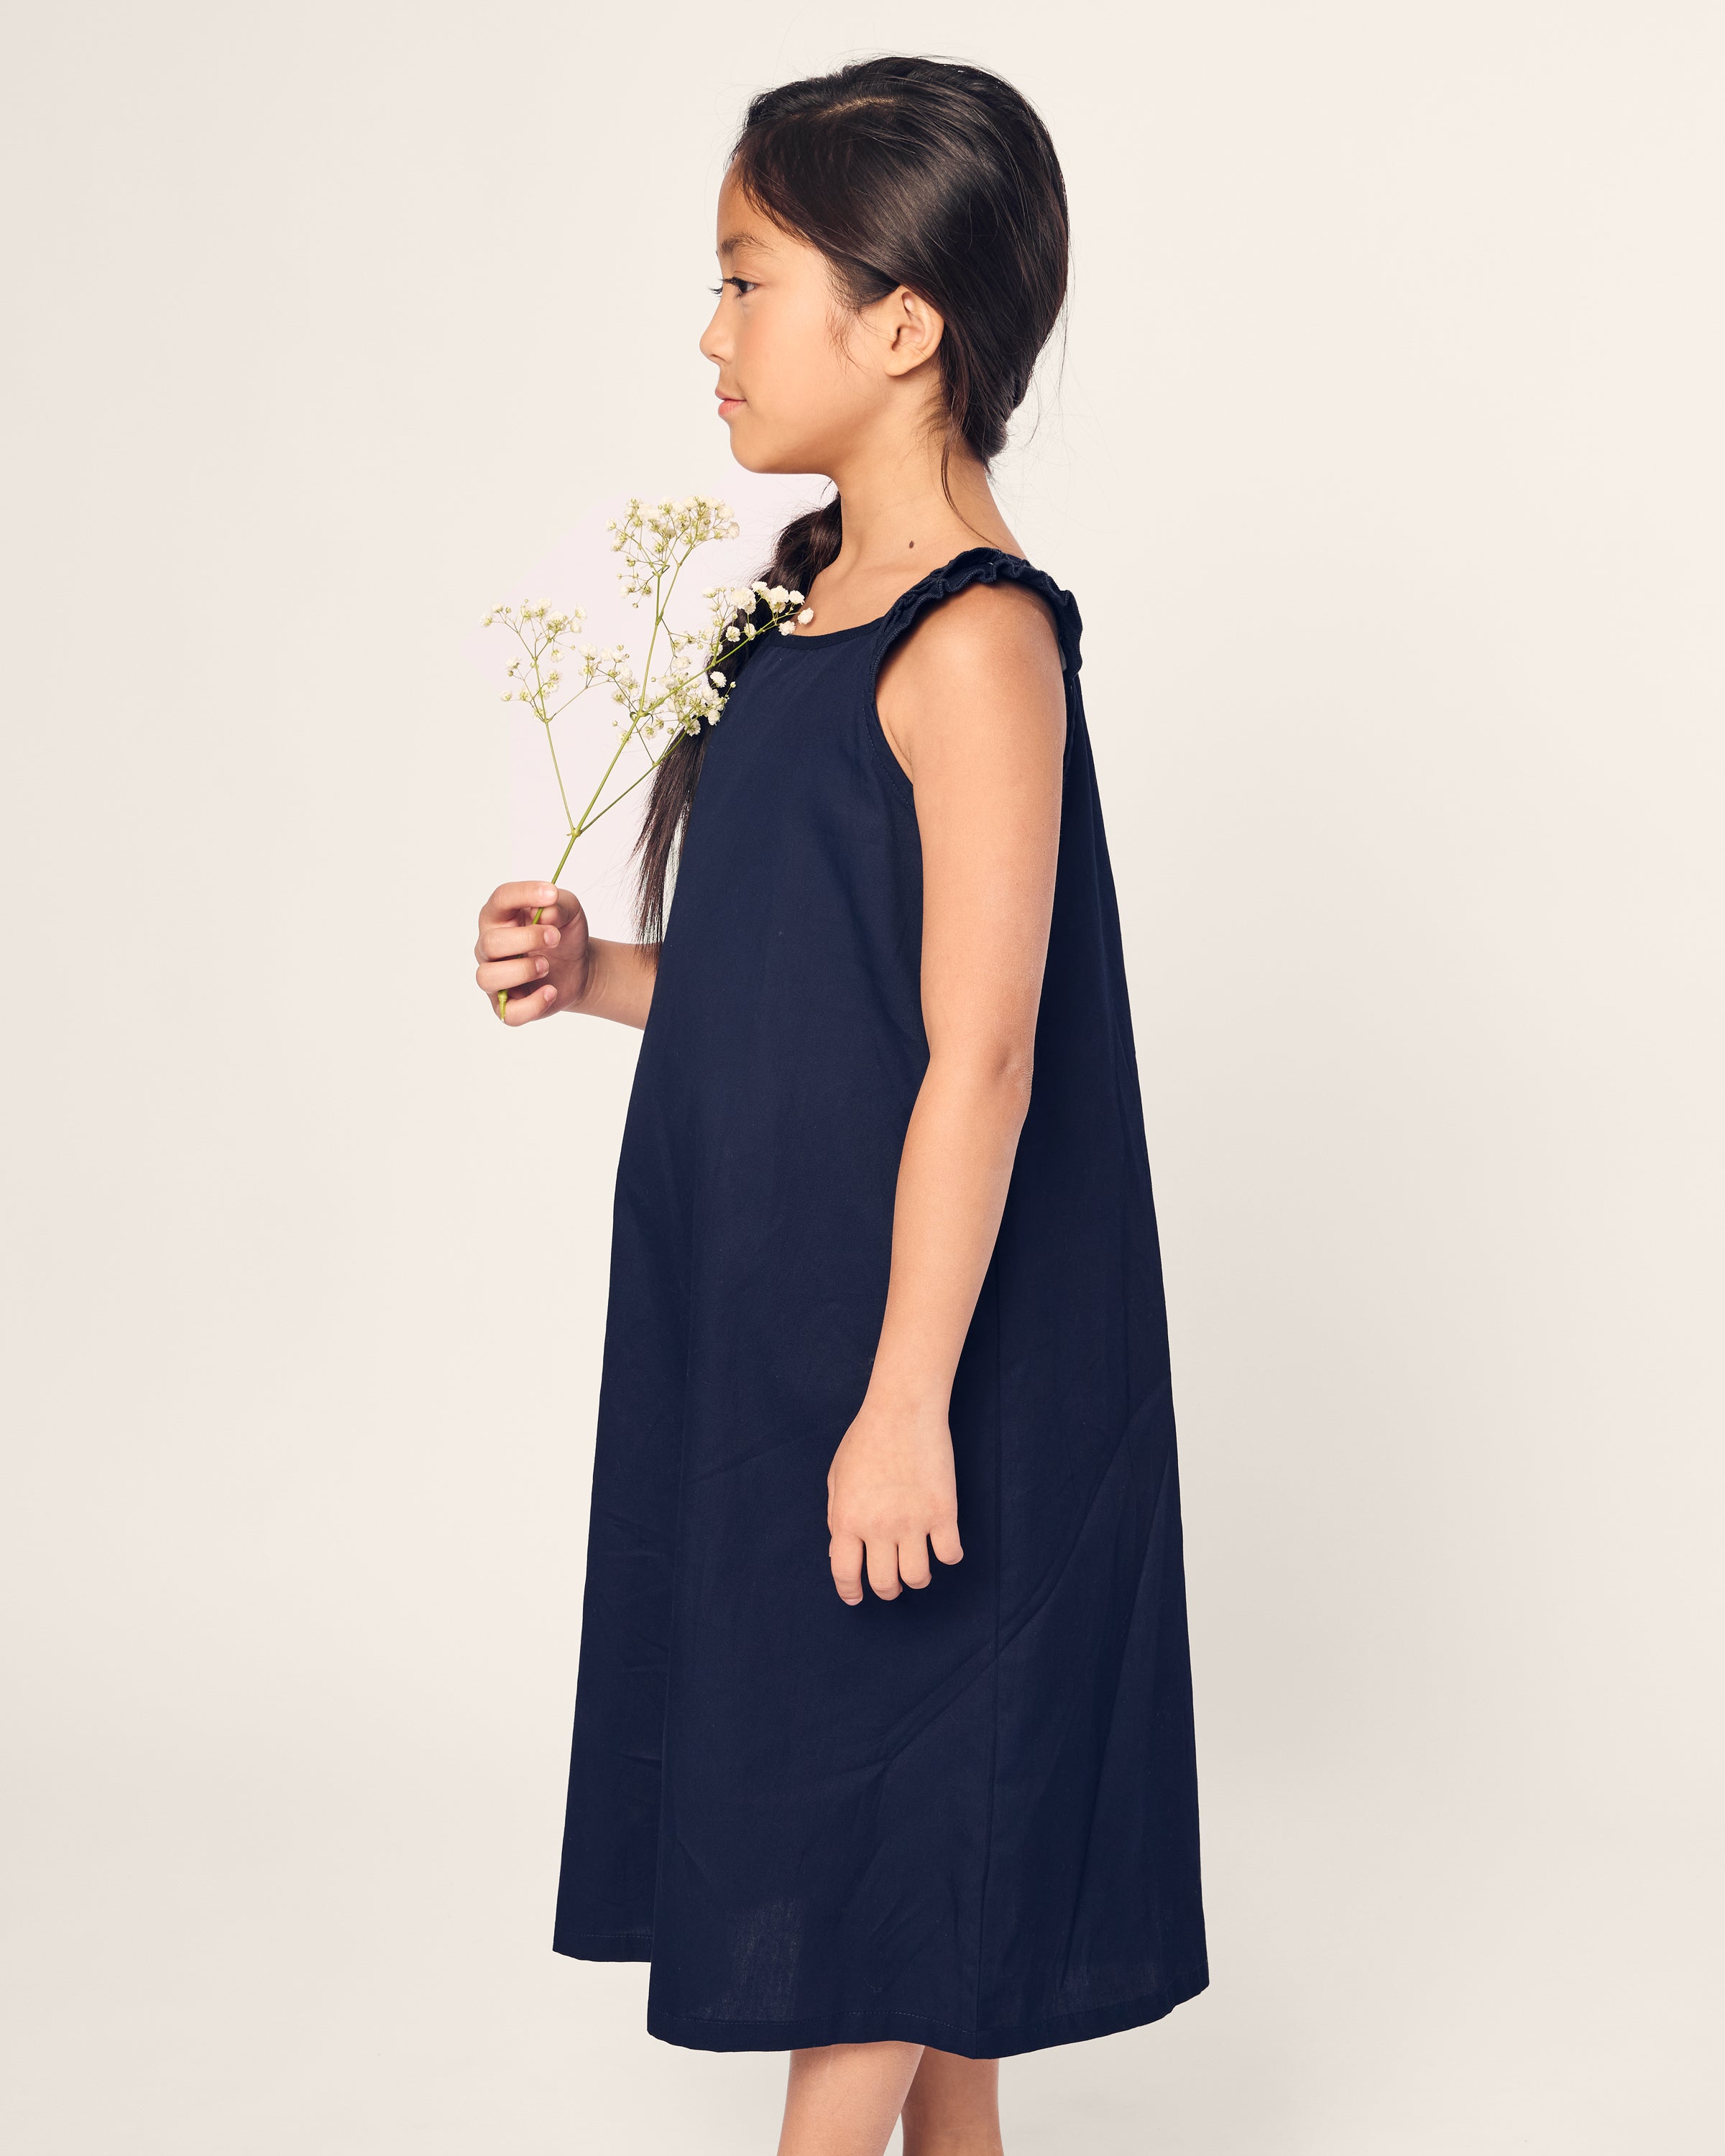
[709,277,756,297]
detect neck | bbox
[824,424,1019,574]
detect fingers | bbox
[480,880,560,926]
[830,1525,961,1603]
[498,980,558,1025]
[832,1535,920,1603]
[476,918,563,963]
[865,1537,902,1603]
[830,1531,865,1607]
[929,1519,964,1568]
[898,1535,933,1591]
[477,953,553,995]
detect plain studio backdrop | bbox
[2,5,1720,2151]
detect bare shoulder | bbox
[883,574,1061,688]
[877,574,1064,778]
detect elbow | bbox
[929,1041,1034,1125]
[996,1050,1035,1124]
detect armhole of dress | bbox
[864,556,1078,809]
[863,619,921,810]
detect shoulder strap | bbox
[870,546,1084,677]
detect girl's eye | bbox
[709,277,757,298]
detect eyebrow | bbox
[717,230,776,262]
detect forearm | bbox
[569,938,660,1030]
[866,1051,1033,1413]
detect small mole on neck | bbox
[908,539,915,548]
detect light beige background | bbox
[3,5,1721,2151]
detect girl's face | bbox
[699,166,940,475]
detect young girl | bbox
[474,57,1207,2156]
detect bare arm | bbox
[826,582,1066,1604]
[474,881,658,1031]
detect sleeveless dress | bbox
[553,548,1208,2058]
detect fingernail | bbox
[544,926,561,944]
[535,957,549,974]
[538,887,556,900]
[543,985,556,1002]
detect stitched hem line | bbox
[643,1967,1209,2059]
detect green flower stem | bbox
[541,718,576,842]
[573,723,686,832]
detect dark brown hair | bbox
[632,55,1070,942]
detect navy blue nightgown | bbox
[553,548,1208,2058]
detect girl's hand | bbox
[827,1397,964,1605]
[474,882,590,1025]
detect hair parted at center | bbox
[632,55,1071,943]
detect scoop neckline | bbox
[772,614,881,649]
[772,545,1031,648]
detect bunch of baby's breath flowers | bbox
[484,494,803,1015]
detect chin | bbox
[724,418,819,478]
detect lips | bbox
[717,392,745,418]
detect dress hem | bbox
[554,1928,653,1963]
[646,1970,1208,2058]
[549,1950,1209,2058]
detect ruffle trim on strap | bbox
[871,547,1084,676]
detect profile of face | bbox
[699,165,947,476]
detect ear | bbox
[879,286,945,379]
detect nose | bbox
[699,299,727,369]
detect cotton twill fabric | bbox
[553,548,1208,2058]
